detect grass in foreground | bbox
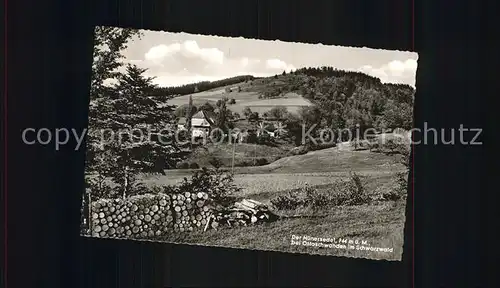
[157,200,406,261]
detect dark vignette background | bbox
[2,0,491,287]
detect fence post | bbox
[88,191,92,234]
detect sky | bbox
[116,29,419,88]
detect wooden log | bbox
[234,202,258,214]
[98,212,105,219]
[151,205,159,212]
[203,215,212,232]
[145,215,151,222]
[211,221,219,229]
[174,206,181,212]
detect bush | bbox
[350,139,371,150]
[189,162,200,169]
[229,98,236,104]
[235,160,252,167]
[270,172,371,211]
[256,158,269,166]
[257,133,273,145]
[271,191,304,210]
[288,146,308,156]
[177,167,240,206]
[176,161,189,169]
[208,157,223,169]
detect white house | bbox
[177,110,217,138]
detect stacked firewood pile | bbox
[87,193,281,239]
[89,192,212,238]
[208,199,280,229]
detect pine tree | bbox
[86,64,180,199]
[186,95,194,149]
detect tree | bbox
[86,64,180,199]
[268,106,288,119]
[248,112,260,122]
[186,95,194,133]
[228,98,236,105]
[242,106,253,119]
[174,104,198,118]
[199,101,215,113]
[90,27,143,99]
[237,86,242,92]
[214,98,232,130]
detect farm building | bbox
[177,110,217,138]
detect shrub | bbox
[177,167,240,206]
[236,160,252,167]
[229,98,236,104]
[288,146,308,156]
[270,191,303,210]
[208,157,223,169]
[189,162,200,169]
[270,173,370,211]
[257,133,273,145]
[176,161,189,169]
[256,158,269,166]
[350,139,370,151]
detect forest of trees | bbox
[149,75,255,98]
[254,66,415,145]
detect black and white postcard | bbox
[81,26,417,261]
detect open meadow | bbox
[166,86,312,115]
[136,147,408,259]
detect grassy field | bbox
[158,199,406,261]
[138,146,408,260]
[182,143,290,168]
[165,85,312,116]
